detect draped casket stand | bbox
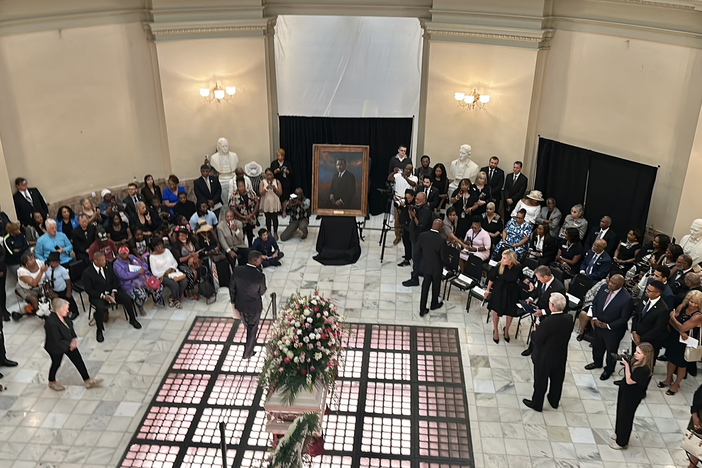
[313,216,361,265]
[264,386,327,435]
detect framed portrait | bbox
[312,144,369,217]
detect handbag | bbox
[681,427,702,459]
[145,275,161,291]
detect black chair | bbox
[524,256,539,272]
[447,255,485,313]
[440,244,461,300]
[68,259,88,312]
[568,275,591,301]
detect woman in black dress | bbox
[106,213,132,249]
[484,249,522,344]
[470,171,490,218]
[141,174,163,209]
[450,178,480,240]
[131,201,161,238]
[270,148,292,218]
[611,229,642,275]
[481,202,504,251]
[554,228,584,279]
[44,298,102,391]
[611,342,654,450]
[685,383,702,467]
[432,163,449,211]
[658,290,702,395]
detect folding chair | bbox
[515,303,534,342]
[440,244,461,300]
[523,256,539,272]
[447,255,484,313]
[69,259,89,312]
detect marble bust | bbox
[208,137,239,207]
[681,219,702,272]
[448,144,479,193]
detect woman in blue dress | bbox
[162,175,187,219]
[492,208,532,260]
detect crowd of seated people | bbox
[0,154,307,327]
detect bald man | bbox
[417,218,447,316]
[576,239,612,290]
[584,274,633,380]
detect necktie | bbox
[604,291,613,308]
[24,192,33,205]
[587,254,599,275]
[513,174,517,182]
[489,169,494,181]
[641,300,651,317]
[205,177,211,191]
[133,196,138,205]
[541,284,547,297]
[99,268,105,279]
[425,188,429,196]
[597,230,604,240]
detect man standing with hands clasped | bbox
[418,219,446,316]
[523,293,573,412]
[584,274,634,381]
[402,192,433,288]
[229,250,267,359]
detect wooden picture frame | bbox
[312,144,369,217]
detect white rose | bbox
[314,352,322,361]
[297,330,302,335]
[295,321,301,327]
[293,357,299,363]
[303,336,310,343]
[307,318,313,323]
[287,351,294,358]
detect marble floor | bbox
[0,214,697,468]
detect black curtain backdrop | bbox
[534,137,657,241]
[585,154,657,240]
[278,116,414,215]
[534,139,591,217]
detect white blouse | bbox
[149,251,179,278]
[511,200,540,224]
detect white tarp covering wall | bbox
[275,16,423,118]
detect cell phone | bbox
[55,246,61,251]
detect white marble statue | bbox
[681,219,702,272]
[448,144,480,194]
[207,137,239,209]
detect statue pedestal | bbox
[264,386,326,435]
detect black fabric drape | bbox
[279,116,413,215]
[534,138,591,218]
[534,137,657,242]
[585,155,657,238]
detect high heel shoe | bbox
[503,327,510,343]
[576,333,584,342]
[493,332,499,344]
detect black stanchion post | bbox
[219,421,227,467]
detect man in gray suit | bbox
[229,250,267,359]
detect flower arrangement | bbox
[260,290,345,404]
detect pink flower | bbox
[314,307,319,312]
[310,366,316,372]
[301,369,307,375]
[284,358,290,364]
[279,367,284,372]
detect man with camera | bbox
[389,162,418,245]
[523,292,572,412]
[402,192,433,288]
[280,188,310,241]
[584,274,634,380]
[521,265,566,357]
[397,189,416,267]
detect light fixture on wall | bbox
[199,83,236,104]
[454,89,490,110]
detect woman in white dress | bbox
[511,190,543,224]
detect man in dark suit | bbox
[502,161,527,218]
[523,293,573,412]
[123,182,145,220]
[0,234,18,377]
[574,240,612,290]
[480,156,505,208]
[418,176,440,211]
[194,164,223,215]
[630,281,669,372]
[329,158,358,210]
[521,265,566,356]
[402,192,434,287]
[670,254,694,295]
[418,219,446,316]
[584,216,618,256]
[584,274,634,380]
[675,273,702,307]
[649,265,675,310]
[230,250,267,359]
[12,177,48,227]
[82,252,140,343]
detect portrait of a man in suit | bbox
[312,145,369,217]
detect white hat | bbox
[101,189,111,198]
[244,162,263,178]
[526,190,544,202]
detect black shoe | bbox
[397,260,411,267]
[521,343,533,357]
[69,311,79,321]
[584,363,602,370]
[130,320,142,330]
[96,330,104,343]
[522,399,542,412]
[613,379,623,386]
[1,312,9,322]
[430,302,444,311]
[548,398,558,409]
[600,370,612,381]
[0,372,3,379]
[0,359,18,367]
[503,327,510,343]
[420,309,429,317]
[11,312,21,321]
[656,355,668,362]
[402,279,419,287]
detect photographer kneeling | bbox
[610,343,654,450]
[280,188,310,241]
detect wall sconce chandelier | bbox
[199,83,236,104]
[454,89,490,110]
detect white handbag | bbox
[681,427,702,459]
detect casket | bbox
[264,386,326,435]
